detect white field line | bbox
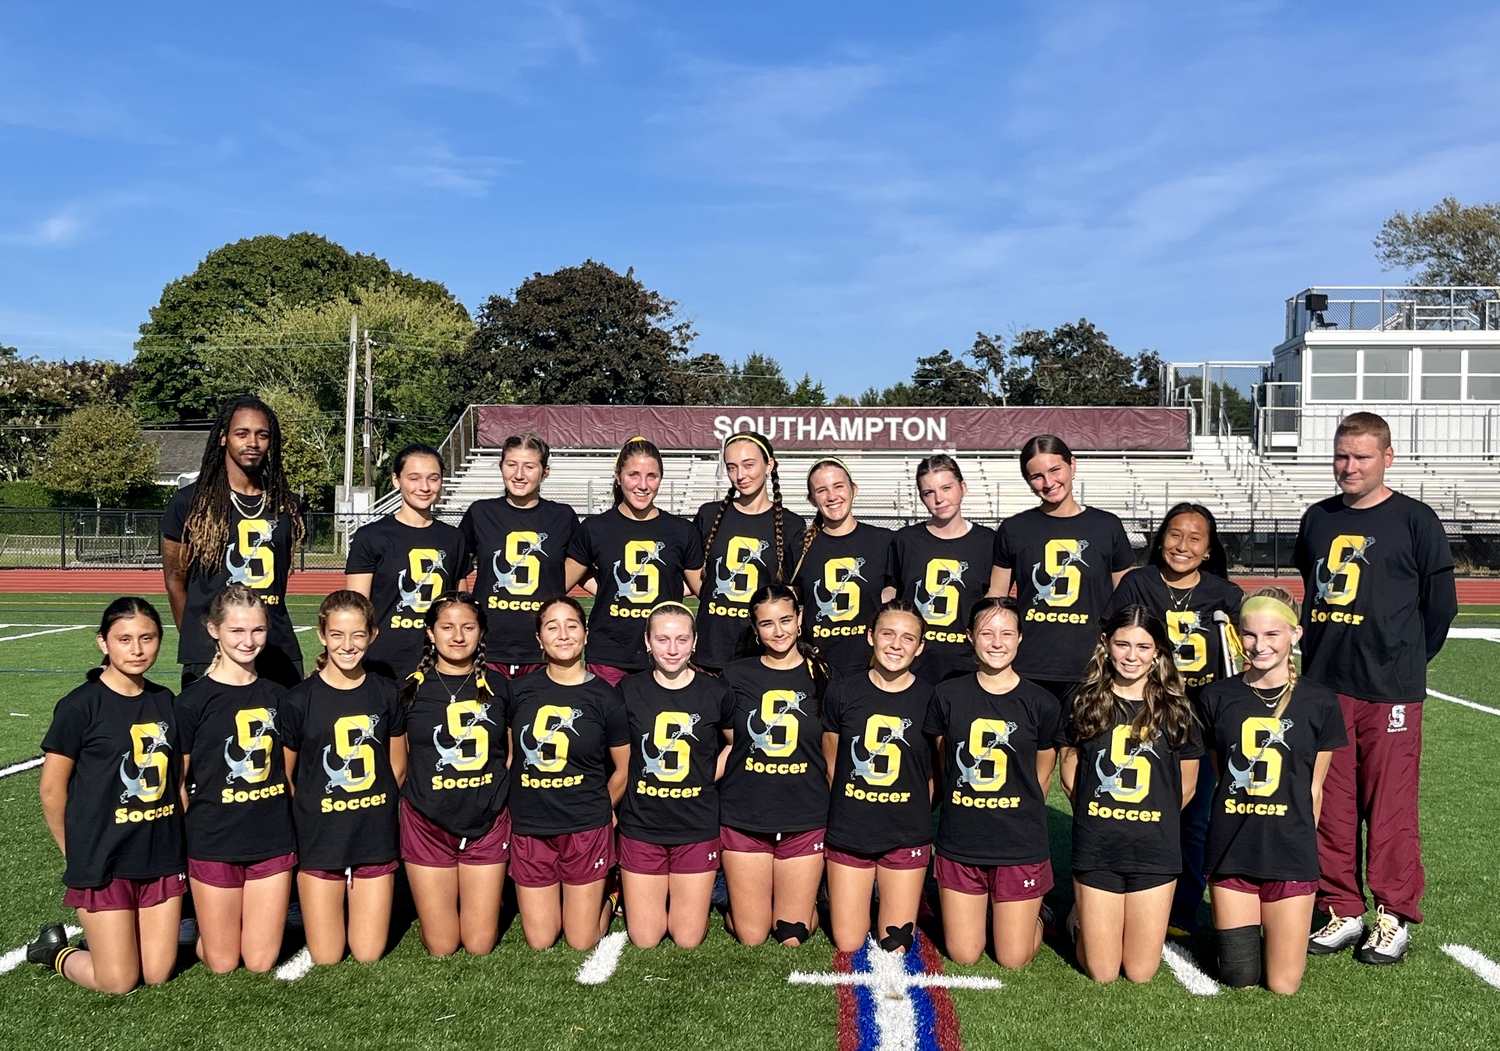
[0,924,82,975]
[1448,628,1500,642]
[294,627,314,633]
[1443,944,1500,990]
[1427,688,1500,718]
[0,626,89,643]
[0,755,43,779]
[274,947,314,981]
[575,931,628,985]
[1161,942,1219,996]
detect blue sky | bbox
[2,1,1498,398]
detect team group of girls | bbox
[32,431,1343,997]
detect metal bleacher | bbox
[434,435,1500,527]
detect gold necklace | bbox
[1247,680,1291,709]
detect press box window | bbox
[1469,350,1500,401]
[1309,349,1357,401]
[1421,349,1461,400]
[1361,349,1409,400]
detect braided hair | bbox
[793,457,854,581]
[1242,585,1301,716]
[738,584,829,711]
[399,592,491,709]
[180,395,306,572]
[705,432,788,584]
[204,584,268,676]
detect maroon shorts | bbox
[720,826,826,860]
[510,825,615,888]
[301,861,399,882]
[934,856,1054,903]
[585,663,630,687]
[400,800,511,868]
[486,662,543,680]
[1211,875,1317,903]
[188,853,298,889]
[825,842,931,871]
[64,873,187,912]
[618,833,721,876]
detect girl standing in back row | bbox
[693,432,805,673]
[792,458,895,678]
[992,435,1135,706]
[566,437,704,685]
[891,455,995,684]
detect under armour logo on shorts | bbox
[1388,704,1407,732]
[1023,879,1036,888]
[813,842,824,852]
[594,857,606,869]
[707,851,719,862]
[909,849,923,858]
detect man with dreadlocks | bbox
[162,396,307,689]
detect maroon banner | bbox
[474,405,1189,452]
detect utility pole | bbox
[343,312,358,497]
[362,329,373,488]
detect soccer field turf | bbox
[0,594,1498,1050]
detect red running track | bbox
[3,570,1500,603]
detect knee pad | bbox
[773,919,811,945]
[879,922,915,953]
[1217,925,1262,988]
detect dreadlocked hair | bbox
[738,584,829,712]
[705,432,788,584]
[204,584,268,676]
[793,458,855,581]
[1072,604,1195,749]
[1244,585,1301,714]
[89,596,164,682]
[181,395,306,572]
[613,437,663,508]
[400,592,490,709]
[313,590,376,674]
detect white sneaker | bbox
[1355,906,1409,965]
[1308,909,1364,955]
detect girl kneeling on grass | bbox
[400,592,512,957]
[1059,605,1202,984]
[508,596,629,951]
[1199,587,1346,994]
[719,585,831,947]
[30,598,185,993]
[176,584,295,973]
[616,602,735,948]
[929,597,1060,968]
[282,590,408,965]
[822,600,938,953]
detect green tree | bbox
[132,233,461,422]
[726,352,792,405]
[1004,319,1161,406]
[196,284,474,461]
[453,261,700,406]
[258,387,338,509]
[1375,197,1500,287]
[0,346,125,480]
[37,403,159,510]
[789,373,827,406]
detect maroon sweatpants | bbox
[1317,695,1425,924]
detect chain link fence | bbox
[7,507,1500,577]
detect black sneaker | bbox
[25,924,68,968]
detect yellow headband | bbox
[626,435,648,444]
[807,456,852,481]
[723,432,772,460]
[1241,595,1298,626]
[647,601,694,619]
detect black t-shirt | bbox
[719,658,831,834]
[890,523,997,683]
[927,675,1060,867]
[822,674,935,854]
[281,674,407,871]
[566,509,705,671]
[693,502,807,669]
[175,677,295,863]
[345,516,469,679]
[162,483,302,669]
[616,672,736,845]
[1105,568,1244,696]
[792,523,896,677]
[402,673,512,839]
[1294,493,1457,702]
[1200,676,1348,882]
[996,506,1135,683]
[1061,697,1204,875]
[460,497,579,665]
[42,679,185,888]
[506,672,629,836]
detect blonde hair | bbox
[205,584,268,675]
[1243,585,1301,717]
